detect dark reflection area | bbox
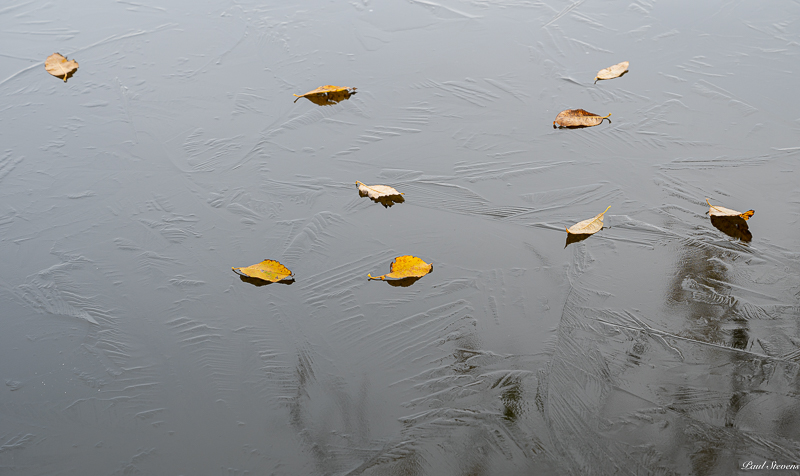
[663,241,800,473]
[545,224,800,474]
[359,190,405,208]
[565,232,592,247]
[384,275,423,287]
[553,117,611,129]
[238,275,294,287]
[295,89,356,106]
[500,377,524,423]
[710,216,752,242]
[730,327,749,350]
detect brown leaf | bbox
[553,109,611,128]
[232,259,294,283]
[294,85,356,105]
[45,53,79,82]
[594,61,629,83]
[566,206,611,235]
[706,199,754,220]
[368,255,432,281]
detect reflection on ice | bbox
[710,216,752,242]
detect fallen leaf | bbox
[45,53,79,82]
[566,206,611,235]
[356,181,403,199]
[706,199,754,220]
[553,109,611,128]
[594,61,629,83]
[294,85,356,106]
[356,181,405,208]
[368,255,432,281]
[232,259,294,283]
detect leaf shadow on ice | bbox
[709,216,752,242]
[238,275,295,287]
[359,190,406,208]
[381,275,423,287]
[564,232,592,248]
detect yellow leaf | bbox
[594,61,629,83]
[553,109,611,128]
[706,199,754,220]
[45,53,79,82]
[293,85,356,105]
[232,259,293,283]
[566,206,611,235]
[368,255,432,281]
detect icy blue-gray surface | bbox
[1,0,799,474]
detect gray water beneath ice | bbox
[2,0,800,474]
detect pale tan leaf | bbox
[356,181,403,200]
[45,53,79,82]
[706,199,754,220]
[594,61,629,83]
[566,206,611,235]
[553,109,611,128]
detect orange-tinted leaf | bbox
[368,255,432,281]
[232,259,293,283]
[553,109,611,128]
[45,53,79,82]
[706,199,754,220]
[566,206,611,235]
[594,61,629,83]
[293,85,356,105]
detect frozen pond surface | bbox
[2,0,800,474]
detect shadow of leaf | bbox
[358,190,405,208]
[384,276,424,287]
[565,233,592,248]
[238,275,295,287]
[710,216,752,242]
[554,117,611,129]
[297,90,356,106]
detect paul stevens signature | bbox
[741,461,799,470]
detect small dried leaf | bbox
[553,109,611,128]
[45,53,79,82]
[294,85,356,105]
[368,255,432,281]
[566,206,611,235]
[594,61,629,83]
[232,259,293,283]
[706,199,754,220]
[356,181,403,200]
